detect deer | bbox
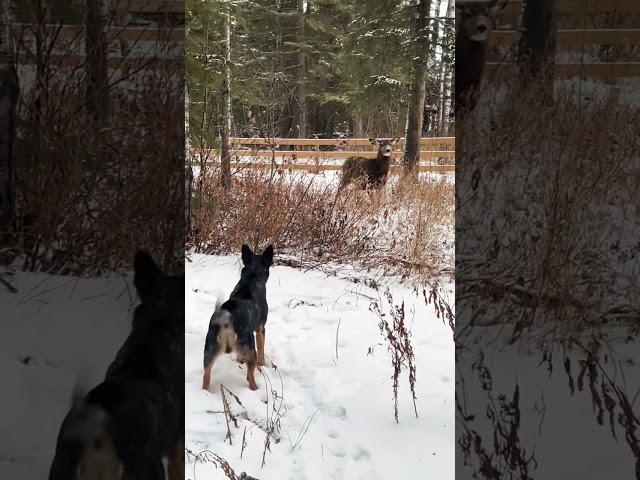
[455,0,510,121]
[339,138,400,189]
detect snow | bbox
[456,328,640,478]
[189,163,455,187]
[456,77,640,477]
[185,253,455,480]
[0,272,135,479]
[0,251,455,480]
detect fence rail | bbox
[14,23,184,42]
[485,62,640,79]
[228,137,455,148]
[202,149,455,160]
[489,28,640,46]
[200,162,455,173]
[499,0,640,16]
[190,137,455,174]
[111,0,184,13]
[487,0,640,81]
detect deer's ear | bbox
[369,138,380,146]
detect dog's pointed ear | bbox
[261,245,274,266]
[134,250,161,302]
[241,244,253,264]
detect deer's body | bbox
[455,0,510,121]
[340,138,400,189]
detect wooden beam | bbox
[229,137,455,147]
[16,54,181,70]
[485,62,640,79]
[490,29,640,47]
[202,162,455,173]
[500,0,640,16]
[110,0,184,13]
[13,24,184,43]
[202,149,456,160]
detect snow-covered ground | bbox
[0,272,135,479]
[185,253,455,480]
[456,328,640,478]
[0,252,455,480]
[189,164,455,187]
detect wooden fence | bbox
[485,0,640,80]
[191,137,455,174]
[14,0,184,70]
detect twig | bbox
[335,317,341,359]
[221,384,234,445]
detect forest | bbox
[186,0,454,147]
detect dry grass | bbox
[371,287,419,423]
[456,75,640,336]
[188,157,454,283]
[456,72,640,478]
[8,69,183,276]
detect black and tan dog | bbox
[202,244,274,392]
[48,251,184,480]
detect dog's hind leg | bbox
[202,353,216,391]
[167,436,184,480]
[256,326,265,367]
[202,340,220,391]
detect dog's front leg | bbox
[167,436,184,480]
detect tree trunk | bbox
[185,83,190,154]
[353,112,363,137]
[86,0,109,130]
[0,0,17,235]
[33,0,47,163]
[440,0,454,135]
[296,0,307,138]
[517,0,557,103]
[220,7,232,190]
[0,0,16,231]
[403,0,431,175]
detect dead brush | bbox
[370,287,418,423]
[184,446,263,480]
[212,368,288,468]
[457,73,640,334]
[457,72,640,478]
[567,335,640,478]
[13,63,183,275]
[190,160,454,283]
[456,351,537,480]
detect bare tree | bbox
[220,5,232,190]
[86,0,109,129]
[517,0,557,103]
[0,0,17,236]
[439,0,454,134]
[296,0,307,138]
[403,0,431,175]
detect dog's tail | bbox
[209,303,237,355]
[49,403,122,480]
